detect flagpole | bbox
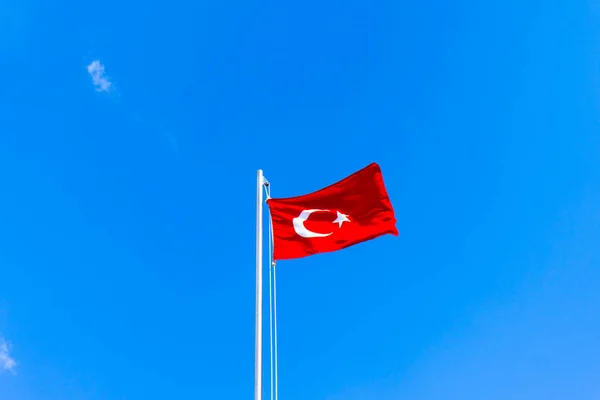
[255,169,265,400]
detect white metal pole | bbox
[255,169,264,400]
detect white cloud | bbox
[87,60,112,92]
[0,337,16,373]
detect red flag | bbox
[267,163,398,261]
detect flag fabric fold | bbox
[267,163,398,261]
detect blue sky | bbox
[1,0,600,399]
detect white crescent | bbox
[293,209,333,238]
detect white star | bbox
[333,211,350,228]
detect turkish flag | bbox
[267,163,398,261]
